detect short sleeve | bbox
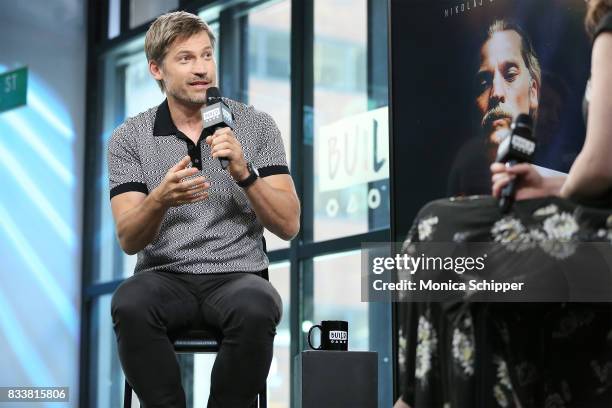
[594,12,612,41]
[107,124,148,200]
[252,111,290,177]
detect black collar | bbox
[153,99,179,136]
[153,97,234,137]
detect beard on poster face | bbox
[481,105,515,145]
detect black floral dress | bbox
[398,196,612,408]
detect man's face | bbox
[150,31,217,106]
[475,30,538,149]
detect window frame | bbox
[80,0,393,406]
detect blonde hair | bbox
[585,0,612,38]
[144,11,216,92]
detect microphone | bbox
[203,87,233,169]
[495,113,536,213]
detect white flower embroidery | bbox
[398,329,407,368]
[495,357,513,390]
[415,315,437,384]
[539,213,579,259]
[542,213,579,241]
[533,204,559,217]
[493,385,509,408]
[452,316,475,376]
[493,356,514,407]
[418,216,439,241]
[492,213,580,259]
[603,215,612,243]
[492,217,538,252]
[492,217,525,244]
[401,239,417,256]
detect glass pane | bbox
[246,0,292,251]
[108,0,120,39]
[208,21,220,64]
[304,251,393,406]
[312,0,390,242]
[268,261,291,407]
[311,250,368,351]
[195,12,220,64]
[96,52,133,284]
[124,52,165,118]
[129,0,178,29]
[90,294,125,408]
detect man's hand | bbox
[490,162,556,200]
[206,127,248,182]
[151,155,209,209]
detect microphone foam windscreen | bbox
[206,87,222,104]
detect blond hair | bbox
[144,11,216,92]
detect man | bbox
[475,19,541,161]
[108,11,300,408]
[448,19,542,196]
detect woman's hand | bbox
[393,397,412,408]
[490,162,561,200]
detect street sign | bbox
[0,67,28,114]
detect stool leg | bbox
[124,379,132,408]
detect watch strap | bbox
[237,162,258,188]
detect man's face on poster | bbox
[475,30,538,154]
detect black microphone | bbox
[203,87,233,170]
[495,113,536,213]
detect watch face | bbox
[253,166,259,177]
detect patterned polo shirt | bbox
[107,98,289,275]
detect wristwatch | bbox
[237,162,259,188]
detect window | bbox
[245,0,291,250]
[310,251,368,350]
[83,1,391,406]
[90,295,124,408]
[268,261,291,407]
[130,0,179,29]
[312,0,390,242]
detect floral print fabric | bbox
[398,196,612,407]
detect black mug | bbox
[307,320,349,351]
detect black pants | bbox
[110,270,282,408]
